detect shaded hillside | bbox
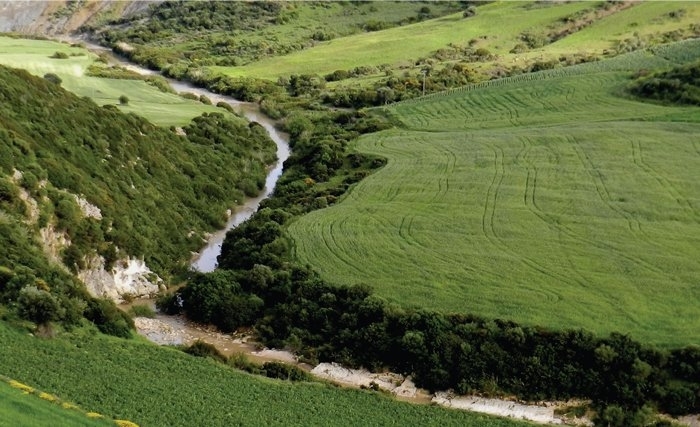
[0,65,275,331]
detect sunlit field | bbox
[289,43,700,347]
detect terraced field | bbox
[0,36,222,126]
[288,44,700,347]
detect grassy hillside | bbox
[213,1,592,79]
[0,322,532,427]
[287,42,700,347]
[0,36,222,126]
[212,1,700,80]
[90,1,463,69]
[0,379,118,427]
[0,63,275,275]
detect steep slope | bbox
[0,65,275,331]
[0,0,155,36]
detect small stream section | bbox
[82,42,290,272]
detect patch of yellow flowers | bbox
[8,379,34,393]
[39,391,57,402]
[3,377,140,427]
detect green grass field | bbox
[0,36,222,126]
[211,1,700,80]
[0,379,114,427]
[287,44,700,348]
[0,323,532,427]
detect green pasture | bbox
[0,380,114,427]
[211,1,700,80]
[0,323,532,427]
[211,1,592,79]
[551,1,700,53]
[0,36,221,126]
[288,46,700,347]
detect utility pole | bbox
[421,69,427,97]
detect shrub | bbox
[43,73,62,85]
[145,76,174,93]
[50,51,69,59]
[128,304,156,318]
[262,362,311,382]
[520,31,550,49]
[119,95,129,105]
[17,286,64,325]
[227,352,261,374]
[155,292,183,315]
[84,298,134,338]
[216,101,235,113]
[463,6,477,18]
[183,340,226,362]
[0,178,18,204]
[180,92,199,100]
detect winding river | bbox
[81,41,290,272]
[82,41,574,425]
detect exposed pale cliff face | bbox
[0,1,158,36]
[0,1,45,33]
[78,256,163,303]
[9,168,162,304]
[39,224,71,268]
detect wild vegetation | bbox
[0,36,225,127]
[0,42,275,337]
[629,59,700,105]
[168,39,700,426]
[91,1,700,112]
[0,322,530,427]
[3,1,700,426]
[87,1,464,69]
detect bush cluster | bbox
[629,60,700,105]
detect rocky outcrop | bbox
[39,224,71,267]
[73,195,102,220]
[78,255,163,303]
[0,1,46,33]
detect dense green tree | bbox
[16,286,64,326]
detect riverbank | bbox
[131,312,593,426]
[79,36,696,427]
[74,38,291,273]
